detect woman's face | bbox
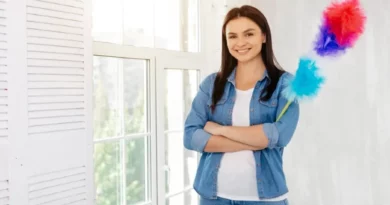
[225,17,266,63]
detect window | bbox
[92,0,199,52]
[91,1,204,205]
[164,69,199,205]
[93,56,151,205]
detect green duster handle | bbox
[276,100,292,121]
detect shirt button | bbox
[250,108,254,112]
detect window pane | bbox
[165,69,198,131]
[93,57,120,139]
[93,56,147,139]
[166,189,198,205]
[94,142,122,205]
[123,60,147,135]
[126,137,151,204]
[155,0,199,52]
[92,0,123,44]
[183,69,198,117]
[165,132,197,194]
[92,0,199,52]
[123,0,154,48]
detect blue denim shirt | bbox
[183,68,299,200]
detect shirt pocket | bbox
[207,97,228,123]
[258,98,278,122]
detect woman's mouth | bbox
[236,48,251,54]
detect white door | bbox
[156,53,204,205]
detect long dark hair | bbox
[211,5,284,112]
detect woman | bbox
[184,5,299,205]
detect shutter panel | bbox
[0,0,8,142]
[25,0,92,203]
[0,149,9,205]
[0,0,9,204]
[0,179,9,205]
[28,167,87,205]
[26,0,85,135]
[7,0,93,204]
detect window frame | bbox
[155,54,202,204]
[93,34,204,205]
[91,0,208,203]
[92,45,157,205]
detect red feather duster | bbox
[323,0,366,47]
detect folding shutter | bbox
[7,0,93,204]
[0,0,9,204]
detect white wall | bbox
[252,1,390,205]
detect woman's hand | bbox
[204,121,225,136]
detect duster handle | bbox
[276,100,292,122]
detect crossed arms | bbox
[183,78,299,153]
[201,122,269,152]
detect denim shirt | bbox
[183,68,300,199]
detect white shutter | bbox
[0,149,9,205]
[7,0,93,204]
[0,0,9,204]
[0,179,9,205]
[0,0,8,141]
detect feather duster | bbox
[277,0,365,121]
[323,0,366,47]
[314,23,347,56]
[276,57,326,121]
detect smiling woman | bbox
[184,5,299,205]
[226,20,265,64]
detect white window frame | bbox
[93,36,204,205]
[91,0,213,203]
[155,53,203,204]
[93,42,157,205]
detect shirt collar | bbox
[227,67,270,85]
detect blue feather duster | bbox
[276,57,326,121]
[283,57,326,102]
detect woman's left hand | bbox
[204,121,225,136]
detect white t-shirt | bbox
[217,88,287,201]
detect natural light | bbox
[2,1,389,205]
[92,0,201,204]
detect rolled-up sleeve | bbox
[183,74,214,152]
[263,73,300,149]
